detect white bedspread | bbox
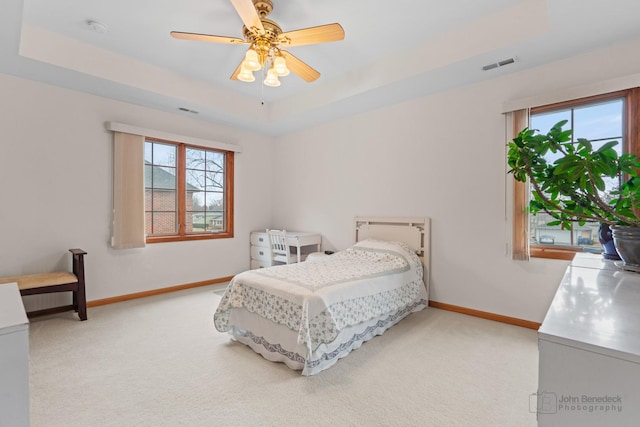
[214,239,427,374]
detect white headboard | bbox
[355,216,430,291]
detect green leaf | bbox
[596,140,619,153]
[577,138,592,151]
[592,175,605,192]
[551,120,569,131]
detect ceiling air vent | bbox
[482,57,517,71]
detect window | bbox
[144,138,234,243]
[514,88,640,260]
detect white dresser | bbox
[537,253,640,426]
[250,231,322,269]
[0,282,30,427]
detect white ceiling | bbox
[3,0,640,135]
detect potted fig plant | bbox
[507,119,640,269]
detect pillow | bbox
[354,238,414,255]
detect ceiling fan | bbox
[170,0,345,87]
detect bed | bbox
[213,217,430,375]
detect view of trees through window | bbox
[529,97,624,251]
[144,139,228,237]
[185,147,225,233]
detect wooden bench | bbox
[0,249,87,321]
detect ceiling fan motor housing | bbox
[243,18,282,44]
[253,0,273,18]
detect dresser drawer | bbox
[250,245,271,262]
[250,232,269,247]
[250,260,270,269]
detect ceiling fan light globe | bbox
[264,69,280,87]
[244,49,262,71]
[238,67,255,82]
[264,78,280,87]
[273,56,290,76]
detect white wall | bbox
[0,74,273,305]
[271,37,640,323]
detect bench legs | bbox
[70,249,88,321]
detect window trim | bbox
[514,88,640,260]
[145,137,234,244]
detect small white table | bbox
[285,232,322,263]
[249,231,322,268]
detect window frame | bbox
[145,137,234,244]
[514,88,640,260]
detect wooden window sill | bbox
[530,245,586,261]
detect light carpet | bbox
[28,285,538,426]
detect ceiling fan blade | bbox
[279,23,344,47]
[280,51,320,82]
[230,0,265,35]
[170,31,247,44]
[230,59,243,80]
